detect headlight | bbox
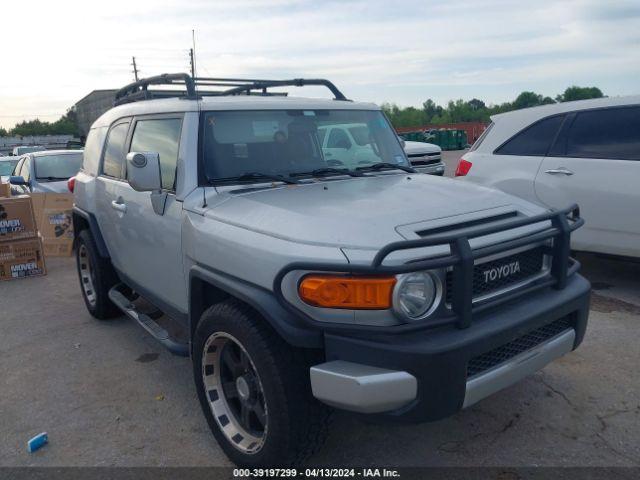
[393,271,441,321]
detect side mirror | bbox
[9,175,28,186]
[397,136,406,149]
[126,152,161,192]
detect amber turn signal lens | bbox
[299,275,396,309]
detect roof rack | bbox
[114,73,349,106]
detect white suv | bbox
[456,96,640,258]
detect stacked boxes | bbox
[0,194,47,281]
[31,193,75,257]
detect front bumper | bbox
[310,273,590,422]
[413,161,445,176]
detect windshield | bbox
[0,160,18,175]
[202,109,408,182]
[34,153,83,180]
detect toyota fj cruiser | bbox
[72,73,590,467]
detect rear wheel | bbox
[75,229,120,319]
[193,299,330,466]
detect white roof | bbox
[92,95,380,129]
[480,95,640,152]
[491,95,640,123]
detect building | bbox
[74,90,118,137]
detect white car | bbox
[403,140,444,175]
[456,96,640,258]
[12,145,46,156]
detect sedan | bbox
[10,150,83,194]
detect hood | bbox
[404,141,441,155]
[207,174,539,249]
[34,181,69,193]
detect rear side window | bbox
[495,115,564,156]
[83,127,108,175]
[565,107,640,160]
[469,122,493,152]
[102,122,130,178]
[129,118,182,190]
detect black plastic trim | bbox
[115,268,189,326]
[189,264,323,349]
[72,206,110,259]
[324,273,590,423]
[114,73,349,105]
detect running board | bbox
[108,284,189,357]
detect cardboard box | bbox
[30,193,74,257]
[0,182,10,198]
[41,237,74,257]
[0,237,47,281]
[0,195,38,243]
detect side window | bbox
[495,115,564,156]
[327,128,351,149]
[129,118,182,190]
[83,126,108,175]
[102,122,130,178]
[469,122,494,152]
[566,107,640,160]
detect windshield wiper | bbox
[290,167,363,178]
[37,176,71,181]
[356,162,416,174]
[213,172,299,185]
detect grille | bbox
[445,246,545,304]
[467,316,573,378]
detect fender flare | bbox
[72,206,110,258]
[189,264,323,349]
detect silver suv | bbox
[72,73,590,467]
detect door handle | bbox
[111,200,127,213]
[545,167,574,176]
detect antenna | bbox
[131,56,139,82]
[191,29,197,78]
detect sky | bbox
[1,0,639,130]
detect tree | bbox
[468,98,486,111]
[0,127,7,137]
[422,99,443,122]
[512,91,549,110]
[382,85,603,129]
[556,86,604,102]
[7,107,79,137]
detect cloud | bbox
[1,0,639,129]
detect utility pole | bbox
[189,48,195,78]
[131,56,139,82]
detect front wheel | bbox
[193,299,330,467]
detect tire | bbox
[75,229,120,319]
[193,299,331,467]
